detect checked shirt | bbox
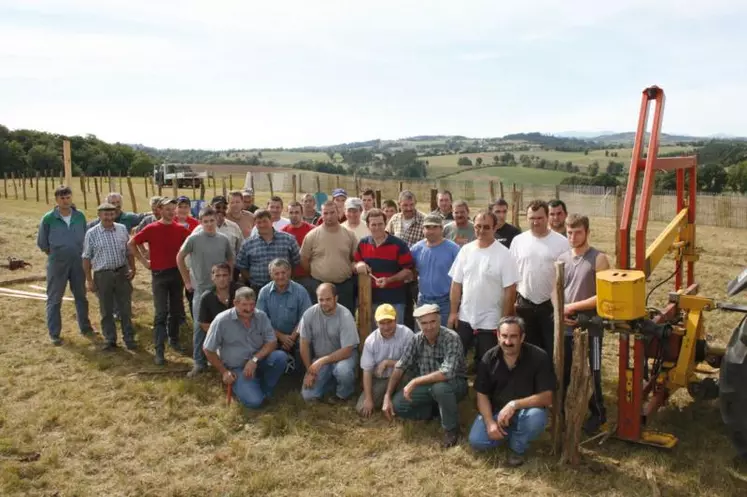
[82,222,130,272]
[385,211,426,248]
[235,230,301,288]
[396,326,466,380]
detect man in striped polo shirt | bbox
[82,203,136,351]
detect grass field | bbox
[219,151,331,165]
[1,183,747,496]
[434,165,574,185]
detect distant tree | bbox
[258,151,263,158]
[475,157,483,166]
[584,149,590,156]
[606,161,624,175]
[699,163,728,193]
[728,162,747,193]
[605,150,609,157]
[588,162,599,177]
[457,156,473,167]
[493,155,501,166]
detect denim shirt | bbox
[37,207,87,262]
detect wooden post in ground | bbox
[11,172,18,199]
[614,186,623,267]
[63,140,72,187]
[555,185,560,200]
[250,173,255,192]
[499,181,505,199]
[358,272,372,345]
[87,175,91,193]
[335,175,340,188]
[21,173,27,201]
[267,173,274,197]
[126,176,138,213]
[511,184,518,226]
[3,172,7,198]
[35,171,40,202]
[430,188,438,212]
[118,171,123,193]
[211,175,216,197]
[292,174,297,201]
[560,330,593,466]
[315,175,321,193]
[489,180,495,201]
[150,174,156,197]
[398,181,403,193]
[298,174,303,193]
[144,174,149,197]
[80,175,88,209]
[221,177,227,198]
[229,174,233,190]
[44,170,49,203]
[551,261,566,455]
[199,182,205,201]
[93,175,101,206]
[375,190,381,208]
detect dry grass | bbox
[1,192,747,497]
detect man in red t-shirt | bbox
[128,197,190,365]
[282,201,315,298]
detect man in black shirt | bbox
[490,199,521,249]
[468,315,556,467]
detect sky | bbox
[1,0,746,149]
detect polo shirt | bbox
[256,280,312,334]
[410,239,460,300]
[281,222,315,277]
[198,282,245,324]
[475,342,557,413]
[298,304,359,358]
[360,324,415,378]
[132,221,189,271]
[354,234,414,304]
[203,308,276,369]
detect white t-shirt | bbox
[509,230,569,304]
[448,240,520,330]
[61,214,72,226]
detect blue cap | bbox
[332,188,347,198]
[176,195,191,205]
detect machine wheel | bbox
[719,315,747,460]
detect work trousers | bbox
[515,294,555,359]
[151,268,184,352]
[456,320,498,364]
[392,377,468,431]
[46,255,92,339]
[563,333,606,421]
[93,266,134,345]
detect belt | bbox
[517,293,552,309]
[95,265,127,274]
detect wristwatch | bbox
[508,400,517,410]
[251,356,259,364]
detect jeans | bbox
[392,377,468,431]
[516,294,555,359]
[46,256,92,339]
[229,350,288,408]
[151,268,184,352]
[93,266,134,345]
[468,407,548,455]
[301,353,357,401]
[564,334,606,421]
[456,321,498,364]
[417,294,450,327]
[309,277,355,314]
[192,287,210,368]
[371,302,405,331]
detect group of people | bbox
[37,183,609,466]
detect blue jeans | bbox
[371,302,405,331]
[192,287,210,368]
[301,353,357,401]
[468,407,548,455]
[417,294,450,327]
[229,350,288,409]
[46,256,92,339]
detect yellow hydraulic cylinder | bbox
[596,269,647,321]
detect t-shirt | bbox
[448,240,520,330]
[132,221,190,271]
[298,304,360,358]
[475,343,557,413]
[509,230,569,304]
[360,324,415,378]
[300,225,357,283]
[178,217,199,233]
[198,282,245,324]
[61,214,72,226]
[282,222,315,277]
[410,239,461,299]
[495,223,522,249]
[342,221,371,241]
[354,234,414,304]
[180,231,234,289]
[443,221,476,245]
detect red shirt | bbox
[282,222,314,277]
[132,221,190,271]
[179,216,199,233]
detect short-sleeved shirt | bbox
[256,280,312,335]
[135,213,157,233]
[300,225,357,283]
[448,240,520,331]
[443,221,476,245]
[87,211,143,232]
[354,234,414,304]
[132,221,190,271]
[282,222,315,277]
[342,221,371,241]
[198,282,245,325]
[396,326,466,380]
[386,211,426,247]
[410,239,460,300]
[298,304,360,358]
[495,223,522,249]
[177,216,200,233]
[475,343,557,413]
[235,230,301,288]
[360,324,415,378]
[509,230,569,304]
[180,231,234,289]
[303,211,322,225]
[82,222,130,272]
[193,219,243,255]
[203,308,276,369]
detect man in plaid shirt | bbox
[382,303,468,448]
[385,190,426,329]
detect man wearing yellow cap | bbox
[357,304,415,417]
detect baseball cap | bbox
[344,197,363,211]
[332,188,347,198]
[159,197,177,206]
[210,195,228,206]
[176,195,191,205]
[375,304,397,323]
[243,188,254,196]
[423,214,443,227]
[413,303,440,318]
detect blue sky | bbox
[1,0,746,149]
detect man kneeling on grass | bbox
[202,287,287,409]
[468,316,556,467]
[382,303,468,448]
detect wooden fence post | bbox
[144,173,149,197]
[315,175,321,193]
[335,175,340,188]
[22,173,27,201]
[94,175,101,206]
[221,177,227,198]
[292,174,297,201]
[511,184,518,226]
[229,174,233,190]
[375,190,382,208]
[555,185,560,200]
[499,181,505,200]
[250,173,255,192]
[560,330,593,466]
[430,188,438,212]
[614,186,623,267]
[3,172,7,198]
[489,180,495,201]
[267,173,274,197]
[358,272,372,345]
[11,172,18,199]
[44,170,49,204]
[35,171,40,202]
[126,176,138,213]
[63,140,72,187]
[80,175,88,209]
[87,175,91,193]
[118,171,123,193]
[551,261,566,455]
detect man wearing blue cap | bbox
[316,188,347,225]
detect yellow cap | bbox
[375,303,397,322]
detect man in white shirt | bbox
[509,200,569,358]
[448,210,520,363]
[341,197,371,241]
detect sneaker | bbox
[442,428,460,448]
[507,451,525,467]
[101,342,118,351]
[51,337,63,346]
[154,350,165,366]
[186,365,206,378]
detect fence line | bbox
[1,170,746,229]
